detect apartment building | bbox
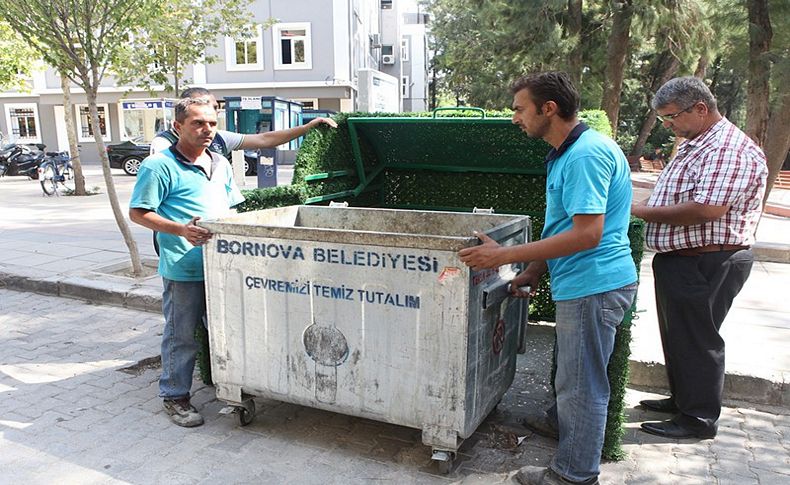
[0,0,431,164]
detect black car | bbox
[106,136,258,176]
[106,136,149,176]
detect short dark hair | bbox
[510,71,579,120]
[180,87,212,99]
[174,96,214,122]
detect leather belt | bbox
[665,244,750,257]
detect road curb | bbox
[628,359,788,410]
[526,324,788,410]
[0,268,162,314]
[2,268,786,410]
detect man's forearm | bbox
[242,126,310,150]
[632,200,728,226]
[129,208,184,236]
[499,228,600,266]
[526,260,549,276]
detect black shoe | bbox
[639,397,678,413]
[520,412,559,440]
[640,417,717,439]
[515,466,599,485]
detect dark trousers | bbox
[652,249,754,423]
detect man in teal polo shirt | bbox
[459,72,637,485]
[129,96,244,427]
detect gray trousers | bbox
[652,249,754,424]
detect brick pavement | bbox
[2,288,788,484]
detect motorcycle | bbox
[0,143,46,179]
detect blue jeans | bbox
[550,283,637,482]
[159,278,207,400]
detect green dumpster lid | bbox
[346,110,550,177]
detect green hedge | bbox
[200,108,643,459]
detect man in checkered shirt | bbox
[632,77,767,440]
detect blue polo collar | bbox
[545,122,589,163]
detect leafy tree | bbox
[0,21,36,93]
[626,0,712,156]
[429,0,573,109]
[1,20,87,194]
[759,0,790,199]
[746,0,772,146]
[59,71,86,195]
[600,0,635,137]
[114,0,259,97]
[0,0,152,276]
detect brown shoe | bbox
[163,397,204,427]
[520,412,559,440]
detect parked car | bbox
[106,136,149,176]
[107,136,258,176]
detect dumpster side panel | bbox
[203,208,530,452]
[204,235,469,433]
[458,226,530,437]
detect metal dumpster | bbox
[200,205,530,470]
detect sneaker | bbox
[520,412,559,440]
[515,466,599,485]
[163,397,204,427]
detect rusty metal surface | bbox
[203,206,531,453]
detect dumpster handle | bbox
[432,107,486,119]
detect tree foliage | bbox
[0,0,152,276]
[0,20,37,92]
[429,0,788,197]
[113,0,258,97]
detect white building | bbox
[0,0,431,164]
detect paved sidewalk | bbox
[2,167,788,407]
[2,289,788,484]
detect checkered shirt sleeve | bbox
[645,119,768,252]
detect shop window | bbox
[75,104,111,142]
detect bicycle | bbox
[38,151,74,196]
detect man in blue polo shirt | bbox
[459,72,637,485]
[129,96,244,427]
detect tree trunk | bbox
[173,46,180,97]
[567,0,583,88]
[709,55,722,92]
[746,0,772,147]
[762,87,790,202]
[86,88,144,277]
[694,54,708,79]
[629,51,680,156]
[59,72,86,195]
[601,0,634,138]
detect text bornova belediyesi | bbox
[216,238,440,273]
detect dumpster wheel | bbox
[431,449,455,474]
[237,399,256,426]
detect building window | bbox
[381,0,392,9]
[274,22,312,70]
[75,104,111,142]
[118,100,174,142]
[4,103,41,143]
[294,98,318,110]
[225,24,263,71]
[401,76,410,97]
[401,38,410,62]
